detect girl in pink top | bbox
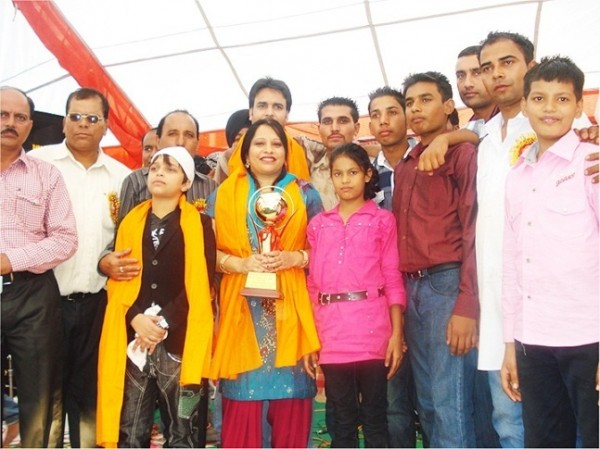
[304,143,406,447]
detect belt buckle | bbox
[319,293,331,305]
[2,273,14,286]
[407,270,425,280]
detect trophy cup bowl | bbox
[241,188,293,299]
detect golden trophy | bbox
[241,187,294,299]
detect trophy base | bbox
[240,287,281,299]
[241,271,281,299]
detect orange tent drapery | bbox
[13,0,149,169]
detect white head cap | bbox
[151,146,195,183]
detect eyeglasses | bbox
[67,113,103,124]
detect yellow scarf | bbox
[96,196,213,447]
[227,131,310,181]
[210,169,320,380]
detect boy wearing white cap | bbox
[97,147,216,448]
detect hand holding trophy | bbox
[241,186,295,299]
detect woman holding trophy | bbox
[206,118,322,447]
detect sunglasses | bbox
[67,113,103,124]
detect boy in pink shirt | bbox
[501,56,599,448]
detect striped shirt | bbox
[0,150,78,273]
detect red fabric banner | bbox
[14,0,148,169]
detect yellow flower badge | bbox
[192,198,207,213]
[107,192,120,226]
[510,133,537,166]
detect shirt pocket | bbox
[542,195,587,241]
[15,192,45,230]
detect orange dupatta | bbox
[209,168,320,380]
[96,197,213,447]
[227,131,310,181]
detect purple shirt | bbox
[307,200,406,364]
[502,131,599,347]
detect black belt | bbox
[62,291,101,302]
[402,262,461,280]
[318,287,385,305]
[2,271,38,286]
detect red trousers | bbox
[221,397,312,447]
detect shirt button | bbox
[527,222,532,226]
[151,283,157,289]
[526,258,530,263]
[527,295,531,299]
[402,236,407,240]
[152,260,158,266]
[403,209,407,213]
[532,188,536,192]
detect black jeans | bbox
[1,271,63,448]
[516,341,599,448]
[321,359,388,448]
[118,344,208,448]
[57,290,107,448]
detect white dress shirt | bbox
[29,142,131,296]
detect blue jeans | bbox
[118,344,207,448]
[405,268,477,448]
[473,370,500,448]
[487,370,524,447]
[387,355,417,448]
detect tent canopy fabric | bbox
[2,0,599,162]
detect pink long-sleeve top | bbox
[307,200,406,364]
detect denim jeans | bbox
[321,360,388,448]
[405,268,477,448]
[387,355,417,448]
[473,370,500,448]
[118,344,207,448]
[516,341,599,448]
[487,370,524,447]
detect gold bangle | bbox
[219,254,232,274]
[297,250,309,268]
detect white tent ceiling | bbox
[2,0,599,147]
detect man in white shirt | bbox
[476,31,593,448]
[30,87,131,448]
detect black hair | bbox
[66,87,109,119]
[1,86,35,117]
[156,109,200,138]
[402,71,453,102]
[248,77,292,112]
[448,108,460,128]
[457,45,481,59]
[225,109,251,147]
[368,86,405,113]
[240,118,289,186]
[330,143,380,200]
[317,96,359,122]
[480,31,535,64]
[523,55,584,101]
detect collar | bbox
[523,130,580,164]
[323,198,379,218]
[59,140,105,167]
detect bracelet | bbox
[219,254,232,274]
[297,250,309,268]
